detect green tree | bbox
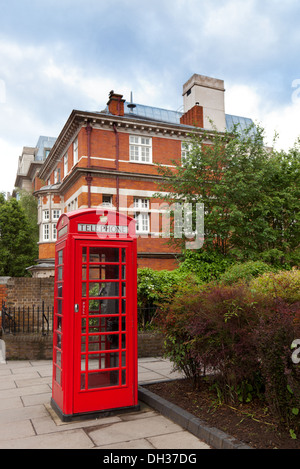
[0,197,38,276]
[16,189,39,244]
[156,124,300,267]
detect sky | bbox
[1,0,300,194]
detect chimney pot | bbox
[107,92,125,116]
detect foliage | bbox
[137,267,198,307]
[219,260,276,285]
[254,300,300,433]
[155,124,300,268]
[158,275,300,433]
[158,279,206,386]
[250,269,300,304]
[0,197,38,276]
[178,249,232,283]
[159,282,262,396]
[16,189,39,244]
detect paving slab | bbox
[0,358,215,450]
[0,383,51,399]
[148,431,211,449]
[86,414,185,447]
[0,419,35,442]
[0,428,95,449]
[0,404,48,424]
[0,396,23,411]
[97,438,155,450]
[21,392,52,407]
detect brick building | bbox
[15,73,254,277]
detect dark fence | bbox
[1,300,53,335]
[1,301,158,335]
[138,306,159,331]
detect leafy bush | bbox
[219,260,275,285]
[137,267,197,307]
[158,279,206,385]
[158,277,300,433]
[178,249,232,283]
[159,282,263,398]
[254,299,300,433]
[250,269,300,304]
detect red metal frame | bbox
[51,209,138,421]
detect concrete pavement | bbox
[0,357,211,450]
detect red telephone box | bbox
[51,209,139,421]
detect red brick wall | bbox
[137,257,179,271]
[6,277,54,309]
[180,104,203,127]
[0,284,7,304]
[0,283,7,328]
[39,125,184,272]
[39,243,56,259]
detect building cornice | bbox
[37,108,219,182]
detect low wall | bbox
[3,334,53,360]
[137,331,165,358]
[2,331,165,361]
[6,277,54,309]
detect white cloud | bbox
[225,84,262,119]
[0,137,19,194]
[225,82,300,150]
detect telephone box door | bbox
[73,239,137,414]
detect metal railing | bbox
[1,300,54,335]
[1,301,158,334]
[137,305,159,331]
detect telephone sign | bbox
[51,209,139,421]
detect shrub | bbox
[158,279,206,385]
[159,281,263,399]
[137,267,198,307]
[159,277,300,433]
[219,260,275,285]
[254,299,300,433]
[250,269,300,304]
[188,284,264,401]
[178,249,232,283]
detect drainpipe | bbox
[85,123,93,208]
[86,122,92,168]
[113,123,120,212]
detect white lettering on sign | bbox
[78,223,128,234]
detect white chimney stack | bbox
[182,74,226,132]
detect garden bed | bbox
[145,378,300,449]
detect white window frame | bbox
[134,212,150,233]
[102,195,113,207]
[52,224,57,241]
[133,197,149,209]
[52,209,61,221]
[129,135,152,164]
[43,224,50,241]
[133,197,150,233]
[181,141,192,165]
[73,137,78,164]
[43,210,50,222]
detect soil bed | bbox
[145,378,300,449]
